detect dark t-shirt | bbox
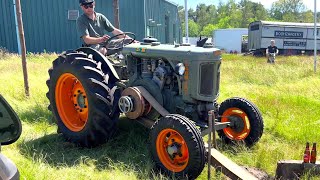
[77,12,115,38]
[267,45,278,53]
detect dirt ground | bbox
[244,167,274,180]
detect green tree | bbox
[216,16,232,29]
[252,2,269,22]
[178,5,184,24]
[194,4,218,31]
[200,24,218,36]
[270,0,306,21]
[301,10,313,23]
[181,19,200,37]
[216,0,243,28]
[238,0,269,28]
[239,0,254,27]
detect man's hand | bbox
[99,35,110,43]
[82,35,111,45]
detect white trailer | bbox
[213,28,248,53]
[248,21,320,55]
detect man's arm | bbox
[112,28,126,38]
[266,47,269,56]
[111,28,138,42]
[82,35,109,45]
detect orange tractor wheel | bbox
[46,51,120,147]
[149,114,205,179]
[218,97,264,147]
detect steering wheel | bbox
[104,32,136,52]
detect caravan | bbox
[248,21,320,55]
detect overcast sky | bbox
[170,0,319,11]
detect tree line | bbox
[179,0,320,37]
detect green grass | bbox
[0,51,320,179]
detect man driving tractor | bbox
[77,0,131,55]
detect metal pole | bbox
[212,112,217,149]
[184,0,189,43]
[15,0,29,97]
[314,0,317,73]
[208,111,212,180]
[13,0,21,54]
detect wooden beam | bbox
[15,0,29,97]
[207,147,258,180]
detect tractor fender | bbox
[76,47,120,81]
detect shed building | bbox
[0,0,181,53]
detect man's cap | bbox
[79,0,94,5]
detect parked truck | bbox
[248,21,320,55]
[213,28,248,53]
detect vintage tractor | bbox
[46,33,264,179]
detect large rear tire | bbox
[46,51,120,147]
[218,97,264,147]
[149,114,205,179]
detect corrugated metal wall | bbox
[0,0,181,53]
[21,0,82,53]
[119,0,145,41]
[163,0,182,43]
[0,0,18,52]
[145,0,181,44]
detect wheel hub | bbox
[228,116,245,133]
[118,96,134,113]
[167,144,179,156]
[120,87,150,119]
[72,88,88,113]
[77,94,86,108]
[156,128,189,173]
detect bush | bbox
[0,47,10,60]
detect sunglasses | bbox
[83,4,94,9]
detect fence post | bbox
[15,0,29,97]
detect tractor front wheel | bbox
[149,114,205,179]
[218,97,264,147]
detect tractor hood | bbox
[122,42,222,61]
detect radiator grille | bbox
[200,63,214,96]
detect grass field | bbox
[0,50,320,179]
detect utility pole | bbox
[314,0,317,73]
[184,0,189,43]
[113,0,120,29]
[15,0,29,97]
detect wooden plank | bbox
[207,147,258,180]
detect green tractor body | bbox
[121,41,221,123]
[46,35,264,179]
